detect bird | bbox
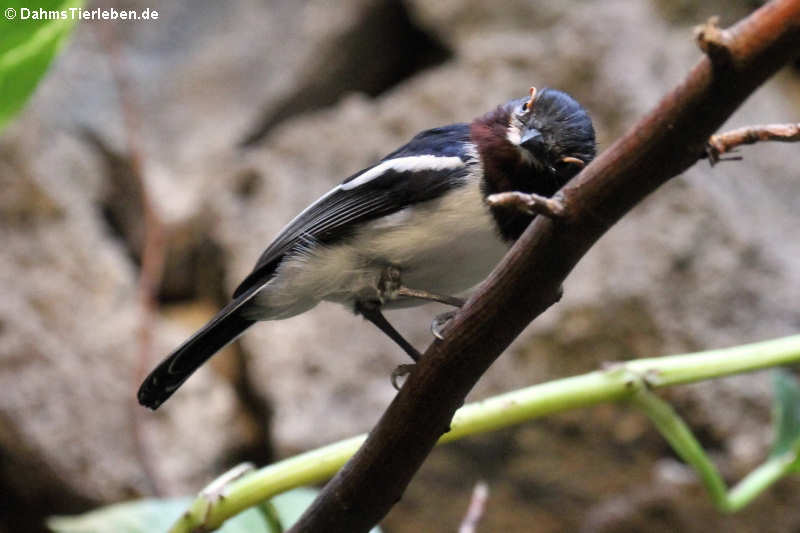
[138,86,596,409]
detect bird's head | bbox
[471,87,596,240]
[504,87,596,181]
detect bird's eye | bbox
[520,86,536,115]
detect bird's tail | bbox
[137,300,255,410]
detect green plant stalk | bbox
[727,453,796,511]
[630,387,729,508]
[171,436,367,533]
[631,385,800,513]
[170,334,800,533]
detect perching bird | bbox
[138,87,596,409]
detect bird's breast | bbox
[346,176,510,306]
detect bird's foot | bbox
[431,309,459,340]
[397,286,465,307]
[391,363,416,390]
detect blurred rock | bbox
[0,126,252,524]
[2,0,800,531]
[239,0,452,145]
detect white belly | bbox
[247,177,509,318]
[366,185,509,306]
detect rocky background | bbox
[2,0,800,531]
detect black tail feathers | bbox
[137,304,255,410]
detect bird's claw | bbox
[391,363,416,390]
[431,310,458,340]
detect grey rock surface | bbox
[2,0,799,531]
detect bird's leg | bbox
[378,265,465,307]
[355,300,420,362]
[355,300,419,390]
[378,265,466,342]
[367,266,469,388]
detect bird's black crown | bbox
[512,88,596,167]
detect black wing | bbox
[233,123,473,298]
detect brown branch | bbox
[694,16,735,65]
[498,121,800,216]
[706,123,800,164]
[96,24,166,497]
[288,2,800,531]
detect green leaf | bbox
[769,369,800,465]
[0,0,82,130]
[268,488,319,529]
[47,497,278,533]
[46,489,382,533]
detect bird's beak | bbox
[520,128,543,149]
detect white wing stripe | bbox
[340,155,465,191]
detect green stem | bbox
[626,334,800,387]
[629,386,729,508]
[170,436,366,532]
[630,384,800,513]
[170,334,800,533]
[727,454,796,512]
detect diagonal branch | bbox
[289,2,800,531]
